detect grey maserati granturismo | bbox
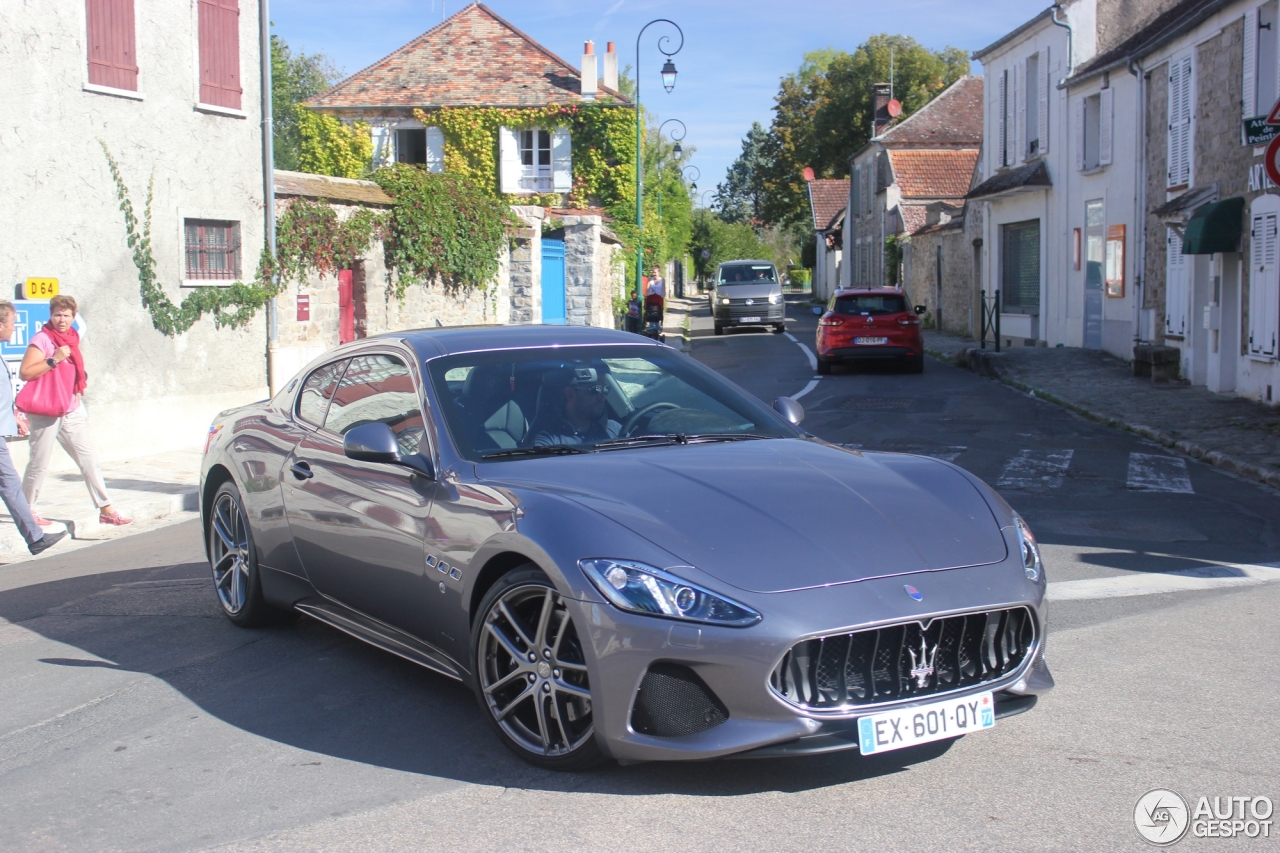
[200,325,1053,769]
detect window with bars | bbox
[184,220,241,281]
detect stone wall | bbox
[903,222,973,336]
[1096,0,1185,53]
[1144,60,1170,332]
[562,215,620,328]
[508,207,544,325]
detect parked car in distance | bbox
[815,288,927,374]
[710,260,786,335]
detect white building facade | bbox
[0,0,270,463]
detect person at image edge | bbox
[0,302,66,555]
[16,294,131,526]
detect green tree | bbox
[715,122,769,225]
[756,36,969,227]
[271,33,343,170]
[688,209,772,281]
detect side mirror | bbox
[812,305,823,316]
[344,422,434,477]
[773,396,805,426]
[914,304,927,315]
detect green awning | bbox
[1182,196,1244,255]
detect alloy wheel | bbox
[210,492,250,615]
[478,583,593,757]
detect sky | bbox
[270,0,1050,198]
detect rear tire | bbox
[473,566,604,771]
[906,354,925,374]
[208,481,293,627]
[816,358,832,375]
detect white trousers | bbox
[22,406,112,510]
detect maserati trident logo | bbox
[908,637,939,688]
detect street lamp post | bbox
[681,165,700,196]
[634,19,683,300]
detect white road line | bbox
[1046,562,1280,601]
[1127,452,1194,493]
[929,447,967,462]
[782,334,818,372]
[792,379,821,401]
[997,449,1074,490]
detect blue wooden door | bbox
[541,239,566,324]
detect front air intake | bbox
[630,663,729,737]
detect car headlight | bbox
[1013,514,1043,581]
[579,559,761,627]
[720,297,730,305]
[769,293,782,304]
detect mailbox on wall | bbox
[297,294,310,322]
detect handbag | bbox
[15,373,72,417]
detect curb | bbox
[931,345,1280,493]
[0,488,198,558]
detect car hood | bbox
[480,439,1007,594]
[716,284,778,299]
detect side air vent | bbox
[630,663,729,737]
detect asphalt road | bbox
[0,300,1277,852]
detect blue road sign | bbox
[0,301,84,360]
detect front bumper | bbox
[571,557,1052,763]
[714,306,785,325]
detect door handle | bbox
[290,461,314,480]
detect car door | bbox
[282,350,438,640]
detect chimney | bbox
[872,83,892,136]
[603,41,619,93]
[581,41,597,101]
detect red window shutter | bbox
[85,0,138,91]
[199,0,241,109]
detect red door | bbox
[338,269,354,344]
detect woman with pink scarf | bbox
[17,295,130,526]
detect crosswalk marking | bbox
[1127,453,1194,493]
[997,449,1074,490]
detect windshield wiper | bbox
[593,432,774,451]
[481,444,589,460]
[681,432,774,444]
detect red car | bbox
[815,288,926,374]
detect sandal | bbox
[99,510,133,526]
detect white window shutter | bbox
[1244,7,1258,123]
[424,127,445,173]
[1038,48,1050,154]
[1250,201,1280,357]
[1167,63,1182,186]
[551,127,572,192]
[498,126,520,194]
[1016,60,1027,162]
[852,165,861,214]
[1166,229,1187,337]
[371,124,392,169]
[993,73,1003,167]
[1099,88,1114,166]
[1074,97,1086,171]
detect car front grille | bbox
[770,607,1036,711]
[723,301,780,317]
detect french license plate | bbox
[854,336,889,345]
[739,316,761,323]
[857,691,995,755]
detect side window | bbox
[296,360,349,428]
[323,354,426,456]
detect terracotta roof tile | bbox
[306,3,628,110]
[889,149,980,199]
[878,76,984,147]
[807,178,850,231]
[899,205,928,235]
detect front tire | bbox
[773,323,785,334]
[473,566,603,771]
[714,323,724,336]
[208,481,292,627]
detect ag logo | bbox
[1135,789,1190,845]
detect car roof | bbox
[833,287,907,296]
[717,259,775,267]
[381,324,664,358]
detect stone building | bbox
[0,0,270,464]
[843,77,984,290]
[805,178,849,302]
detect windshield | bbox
[833,293,908,316]
[427,345,796,461]
[718,263,777,284]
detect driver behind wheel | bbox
[530,367,621,447]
